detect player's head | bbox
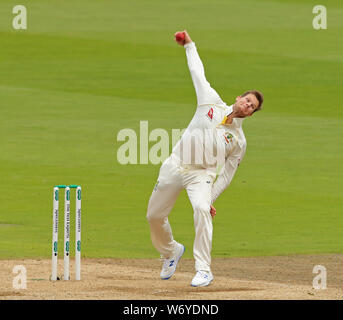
[234,90,264,117]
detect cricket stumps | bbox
[51,185,81,281]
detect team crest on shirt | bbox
[207,107,214,120]
[223,132,233,145]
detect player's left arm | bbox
[211,146,246,205]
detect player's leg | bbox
[147,156,183,259]
[185,172,214,286]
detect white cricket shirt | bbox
[171,42,247,204]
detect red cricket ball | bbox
[175,32,185,42]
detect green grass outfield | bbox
[0,0,342,260]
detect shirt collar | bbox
[221,105,244,128]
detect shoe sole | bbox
[161,245,185,280]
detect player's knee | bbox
[146,209,161,223]
[146,210,154,222]
[147,199,158,221]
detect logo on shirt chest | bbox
[206,107,214,120]
[223,132,233,145]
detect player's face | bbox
[235,94,259,117]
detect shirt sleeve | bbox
[184,42,224,106]
[210,144,246,204]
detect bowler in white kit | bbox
[147,30,264,287]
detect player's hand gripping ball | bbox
[175,32,185,42]
[175,32,185,43]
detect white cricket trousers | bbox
[147,155,214,273]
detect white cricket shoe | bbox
[191,271,214,287]
[160,243,185,280]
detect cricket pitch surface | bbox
[1,255,343,300]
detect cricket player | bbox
[147,30,263,287]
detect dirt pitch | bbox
[1,254,343,300]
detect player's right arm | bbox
[174,30,224,107]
